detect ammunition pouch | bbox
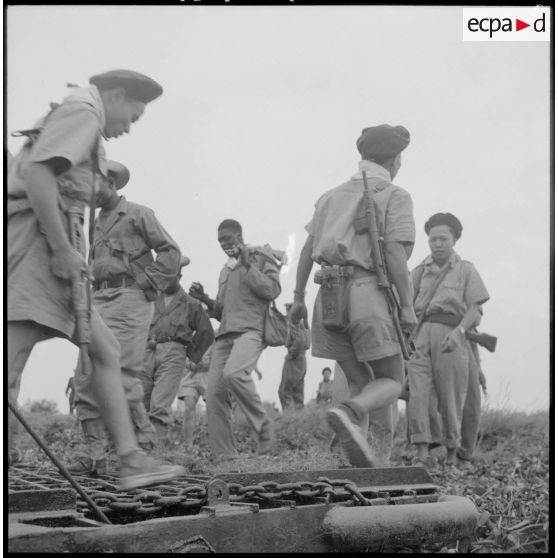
[313,265,353,331]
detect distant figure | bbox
[65,376,76,415]
[278,303,311,411]
[176,347,212,452]
[316,367,334,405]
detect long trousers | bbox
[278,355,306,410]
[206,331,266,458]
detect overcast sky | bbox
[6,5,550,415]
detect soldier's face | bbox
[218,228,243,257]
[428,225,456,264]
[103,90,145,139]
[95,175,117,207]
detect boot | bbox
[119,450,184,491]
[129,402,157,450]
[67,456,108,476]
[68,418,108,475]
[152,419,170,450]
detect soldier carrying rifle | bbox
[289,124,417,467]
[7,69,184,489]
[406,212,490,467]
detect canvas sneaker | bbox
[326,407,375,468]
[119,450,185,491]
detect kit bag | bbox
[263,300,289,347]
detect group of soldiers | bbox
[7,67,490,489]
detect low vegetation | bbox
[13,400,549,553]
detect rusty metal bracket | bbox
[201,479,259,517]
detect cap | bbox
[424,212,463,240]
[107,160,130,190]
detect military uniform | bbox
[74,194,182,453]
[206,246,281,459]
[278,320,310,411]
[307,159,415,364]
[141,288,213,438]
[407,252,489,450]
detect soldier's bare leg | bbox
[7,321,53,459]
[182,394,198,450]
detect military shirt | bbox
[305,160,415,269]
[412,252,490,318]
[8,85,107,209]
[209,246,282,338]
[92,195,181,294]
[148,287,214,364]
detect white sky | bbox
[5,6,551,414]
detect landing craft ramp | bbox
[8,464,478,553]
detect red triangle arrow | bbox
[516,19,530,31]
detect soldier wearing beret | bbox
[7,69,183,489]
[289,124,417,467]
[68,160,187,474]
[140,257,214,449]
[407,213,489,466]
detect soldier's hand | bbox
[51,245,90,283]
[288,301,309,329]
[441,327,463,353]
[399,305,418,333]
[189,282,206,300]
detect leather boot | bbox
[68,418,108,475]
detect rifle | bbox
[68,207,93,382]
[361,171,412,360]
[465,330,497,353]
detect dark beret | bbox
[356,124,410,161]
[424,213,463,240]
[89,69,163,104]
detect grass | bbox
[12,401,549,553]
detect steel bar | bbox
[8,401,112,525]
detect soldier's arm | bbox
[384,241,414,309]
[136,209,182,293]
[186,302,215,364]
[23,161,85,281]
[242,255,282,301]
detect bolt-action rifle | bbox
[361,171,412,360]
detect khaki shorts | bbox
[311,274,401,363]
[177,371,208,401]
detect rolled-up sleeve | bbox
[384,188,415,245]
[464,264,490,307]
[135,209,181,293]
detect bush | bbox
[26,399,59,414]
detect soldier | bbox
[65,376,76,415]
[289,124,416,467]
[278,303,311,411]
[407,213,489,466]
[316,367,334,405]
[68,159,183,475]
[177,346,212,452]
[189,219,282,460]
[7,69,183,489]
[141,260,214,448]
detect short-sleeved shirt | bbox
[412,252,489,318]
[8,85,107,208]
[305,160,415,270]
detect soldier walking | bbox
[7,69,183,489]
[141,261,214,448]
[289,124,417,467]
[189,219,282,460]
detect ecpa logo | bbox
[463,7,550,42]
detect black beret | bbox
[424,213,463,240]
[89,69,163,103]
[356,124,410,161]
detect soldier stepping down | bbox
[289,124,417,468]
[7,69,184,489]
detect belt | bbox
[424,313,461,327]
[93,276,136,291]
[314,264,375,284]
[154,337,187,346]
